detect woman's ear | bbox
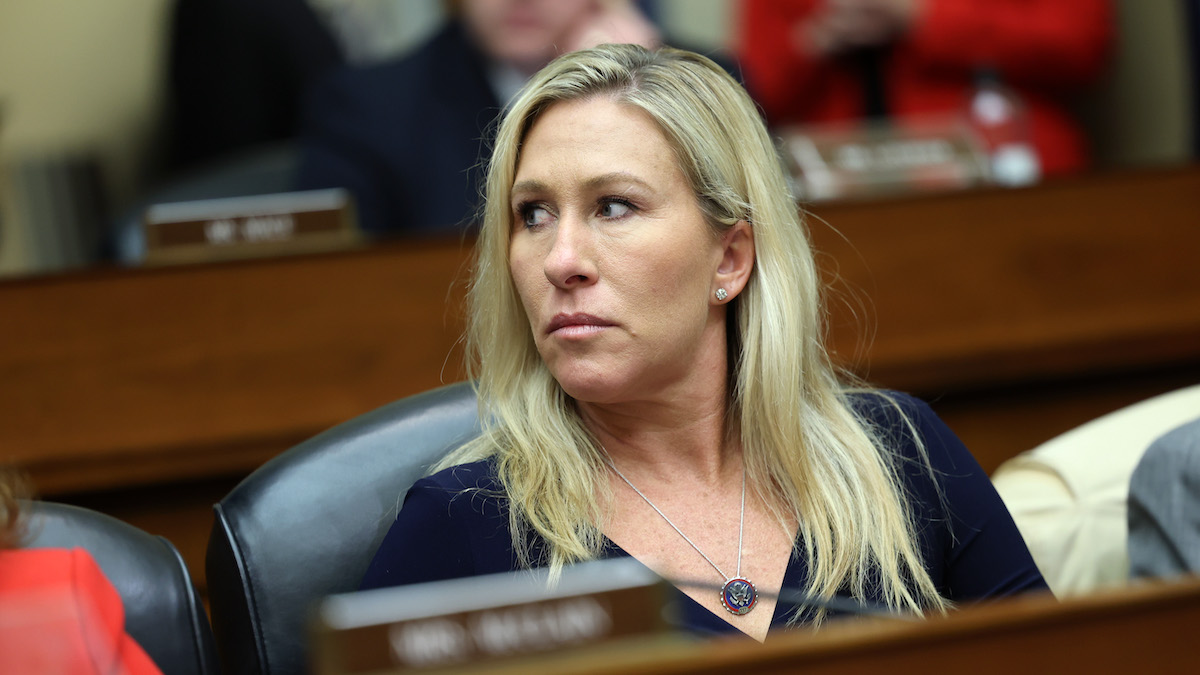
[713,220,755,303]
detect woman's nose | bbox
[543,217,597,289]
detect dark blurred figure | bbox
[294,0,663,235]
[738,0,1114,176]
[165,0,345,174]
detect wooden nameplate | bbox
[312,558,678,674]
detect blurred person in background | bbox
[294,0,663,235]
[164,0,346,174]
[1129,416,1200,581]
[737,0,1113,177]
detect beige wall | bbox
[1080,0,1194,167]
[0,0,171,275]
[658,0,735,51]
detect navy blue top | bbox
[361,392,1048,639]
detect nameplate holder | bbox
[312,558,675,674]
[141,188,362,266]
[781,116,988,202]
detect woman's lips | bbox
[547,313,614,336]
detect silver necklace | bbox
[606,459,758,615]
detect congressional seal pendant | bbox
[721,577,758,615]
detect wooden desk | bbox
[2,166,1198,588]
[439,577,1200,675]
[501,571,1200,672]
[814,166,1200,392]
[0,238,472,495]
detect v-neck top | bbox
[360,392,1049,639]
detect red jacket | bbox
[0,548,163,675]
[738,0,1114,175]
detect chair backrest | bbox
[992,384,1200,597]
[24,501,219,675]
[206,381,480,675]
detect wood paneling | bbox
[1,238,472,494]
[812,167,1200,392]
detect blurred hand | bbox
[796,0,922,57]
[563,0,662,52]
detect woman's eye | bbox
[598,199,633,219]
[520,204,552,228]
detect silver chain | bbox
[605,458,746,583]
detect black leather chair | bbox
[206,381,480,675]
[24,501,219,675]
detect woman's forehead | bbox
[511,99,682,189]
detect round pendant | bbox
[720,577,758,615]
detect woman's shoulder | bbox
[403,459,508,521]
[362,460,513,590]
[842,389,971,470]
[844,388,929,419]
[414,459,502,494]
[0,547,105,590]
[0,546,67,577]
[843,389,938,439]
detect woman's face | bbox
[508,97,732,405]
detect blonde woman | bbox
[362,44,1046,641]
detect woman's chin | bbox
[553,371,629,406]
[558,381,617,405]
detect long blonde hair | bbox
[436,44,947,617]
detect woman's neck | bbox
[578,389,739,485]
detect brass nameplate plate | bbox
[142,188,361,265]
[312,558,674,674]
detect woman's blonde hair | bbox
[437,44,947,618]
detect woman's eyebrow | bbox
[583,171,653,192]
[510,179,548,199]
[512,172,653,199]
